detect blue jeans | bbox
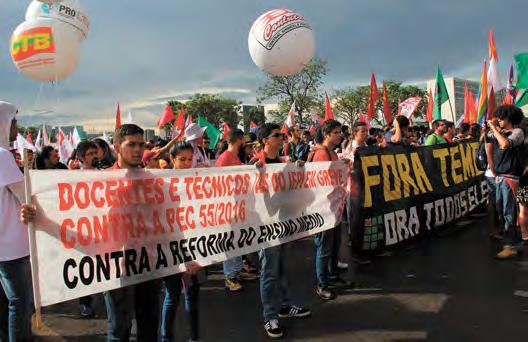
[222,256,243,279]
[314,230,334,288]
[161,274,200,342]
[496,176,519,247]
[103,279,162,342]
[258,245,292,321]
[0,256,33,342]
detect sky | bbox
[1,0,527,132]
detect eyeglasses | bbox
[268,133,284,139]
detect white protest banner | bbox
[398,97,422,119]
[29,162,347,306]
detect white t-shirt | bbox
[0,147,29,261]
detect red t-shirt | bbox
[215,150,243,167]
[312,147,338,162]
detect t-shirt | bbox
[215,150,243,167]
[312,146,338,162]
[265,157,281,164]
[0,148,29,261]
[424,133,447,146]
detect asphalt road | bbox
[34,214,528,341]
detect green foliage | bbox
[241,105,265,132]
[257,58,328,124]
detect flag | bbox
[310,111,324,125]
[309,125,316,135]
[34,129,42,150]
[516,90,528,107]
[425,89,434,123]
[382,81,392,124]
[115,103,122,130]
[514,52,528,90]
[157,104,176,129]
[71,127,82,148]
[507,61,518,100]
[281,123,289,135]
[503,92,514,105]
[57,128,74,164]
[250,120,258,129]
[172,105,186,138]
[468,91,477,124]
[222,122,231,140]
[197,116,221,149]
[285,102,296,128]
[324,93,334,121]
[367,73,379,121]
[26,132,33,146]
[42,125,49,146]
[125,110,133,124]
[455,113,465,128]
[487,87,497,119]
[477,61,488,124]
[463,82,470,123]
[358,113,371,129]
[487,28,503,92]
[433,67,449,120]
[398,97,422,119]
[185,113,193,129]
[15,133,35,158]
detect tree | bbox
[241,105,265,132]
[334,81,428,127]
[257,58,328,124]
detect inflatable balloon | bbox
[10,18,81,82]
[26,0,89,41]
[248,9,315,76]
[37,0,63,5]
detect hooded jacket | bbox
[0,101,17,149]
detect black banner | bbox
[354,141,488,250]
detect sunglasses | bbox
[268,133,285,139]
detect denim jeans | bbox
[161,274,200,342]
[258,245,292,321]
[222,256,243,279]
[314,230,333,288]
[103,279,162,342]
[0,256,33,342]
[495,176,519,247]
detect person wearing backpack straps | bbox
[487,105,526,259]
[310,120,346,301]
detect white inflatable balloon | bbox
[10,18,81,82]
[248,9,315,76]
[37,0,63,4]
[26,0,89,41]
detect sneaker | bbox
[264,319,283,339]
[80,305,95,319]
[279,305,312,318]
[496,246,518,259]
[225,278,243,292]
[242,259,258,274]
[239,271,258,281]
[316,286,336,301]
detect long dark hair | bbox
[93,138,115,169]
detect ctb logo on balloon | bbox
[10,26,55,62]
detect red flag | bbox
[463,82,469,123]
[115,103,122,130]
[281,123,289,134]
[503,92,514,105]
[382,81,392,124]
[26,133,33,145]
[157,104,176,129]
[468,91,477,124]
[367,73,379,121]
[250,120,258,129]
[487,87,497,119]
[489,27,498,61]
[309,125,316,135]
[285,102,296,128]
[425,90,434,123]
[222,122,231,140]
[324,93,334,121]
[358,113,371,129]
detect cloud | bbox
[2,0,527,131]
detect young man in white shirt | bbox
[0,101,33,341]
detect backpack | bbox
[475,139,488,171]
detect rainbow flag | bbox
[477,61,488,124]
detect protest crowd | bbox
[1,94,528,341]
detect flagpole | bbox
[23,149,43,329]
[447,97,456,123]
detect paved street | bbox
[34,214,528,341]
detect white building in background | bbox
[263,103,279,122]
[426,77,506,122]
